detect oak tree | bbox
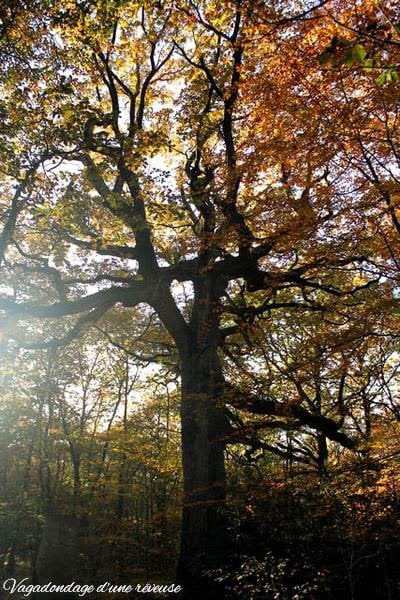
[0,1,398,596]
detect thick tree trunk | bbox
[177,344,229,598]
[156,273,230,597]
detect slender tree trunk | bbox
[317,432,328,479]
[4,544,16,578]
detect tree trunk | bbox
[34,514,79,598]
[177,344,229,598]
[156,272,230,596]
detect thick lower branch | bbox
[225,385,357,450]
[0,284,146,318]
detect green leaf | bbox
[376,68,399,86]
[352,44,367,64]
[362,58,374,73]
[376,71,387,86]
[343,51,354,66]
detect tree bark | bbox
[34,514,79,599]
[177,276,230,599]
[178,354,228,598]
